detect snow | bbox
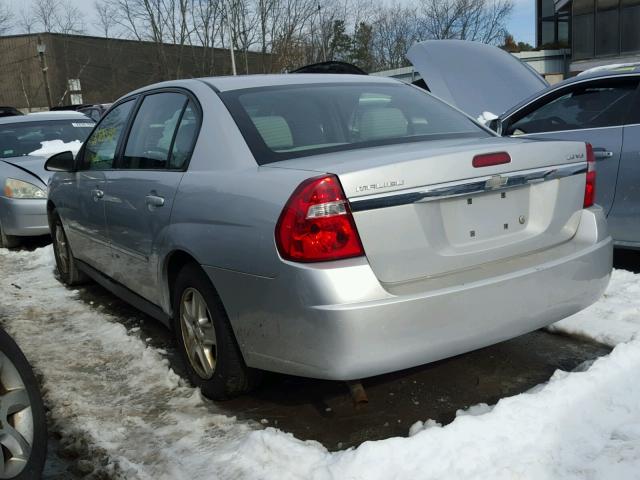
[1,247,640,479]
[28,139,82,157]
[476,111,498,126]
[550,270,640,346]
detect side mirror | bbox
[487,118,501,134]
[45,151,76,172]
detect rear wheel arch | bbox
[165,250,200,309]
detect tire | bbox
[50,212,87,286]
[0,222,20,249]
[171,263,257,399]
[0,328,47,480]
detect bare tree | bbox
[0,1,13,35]
[95,0,121,38]
[56,0,85,34]
[29,0,85,34]
[420,0,513,44]
[371,3,420,70]
[191,0,224,75]
[31,0,59,32]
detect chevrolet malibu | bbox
[44,75,612,399]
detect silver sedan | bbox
[45,75,612,399]
[0,112,94,248]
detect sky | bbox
[7,0,536,46]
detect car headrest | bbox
[252,116,294,150]
[359,107,408,141]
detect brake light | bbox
[276,175,364,262]
[472,152,511,168]
[584,143,596,208]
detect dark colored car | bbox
[0,107,23,118]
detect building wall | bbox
[0,35,46,110]
[0,33,270,110]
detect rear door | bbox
[501,77,639,215]
[104,91,200,304]
[608,85,640,244]
[65,100,135,275]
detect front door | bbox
[609,90,640,245]
[104,92,200,304]
[66,100,135,274]
[502,77,639,216]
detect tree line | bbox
[1,0,517,74]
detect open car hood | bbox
[407,40,549,119]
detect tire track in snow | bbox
[0,247,259,479]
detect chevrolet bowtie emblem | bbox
[485,175,508,190]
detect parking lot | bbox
[4,237,638,478]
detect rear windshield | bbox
[220,83,490,164]
[0,119,94,159]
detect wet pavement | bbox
[14,236,638,476]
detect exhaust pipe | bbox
[346,380,368,407]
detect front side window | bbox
[507,80,638,134]
[82,100,134,170]
[0,119,94,159]
[220,83,489,164]
[120,93,188,170]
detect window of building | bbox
[621,0,640,52]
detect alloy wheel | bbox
[180,288,217,379]
[54,224,69,276]
[0,351,33,479]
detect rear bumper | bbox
[0,196,49,237]
[205,206,612,380]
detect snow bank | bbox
[29,139,82,157]
[1,248,640,479]
[551,269,640,346]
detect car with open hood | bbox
[44,74,611,399]
[0,112,94,248]
[406,40,640,249]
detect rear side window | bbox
[220,83,489,164]
[169,101,199,169]
[83,100,134,170]
[121,93,188,170]
[507,79,639,134]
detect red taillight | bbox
[472,152,511,168]
[276,175,365,262]
[584,143,596,208]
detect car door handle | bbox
[91,188,104,200]
[592,148,614,159]
[145,194,165,207]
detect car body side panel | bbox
[63,171,112,275]
[608,123,640,245]
[515,127,623,214]
[105,170,185,305]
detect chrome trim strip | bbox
[349,162,587,212]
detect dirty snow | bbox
[1,247,640,479]
[29,139,82,157]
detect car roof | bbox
[203,73,398,92]
[501,70,640,120]
[126,74,399,98]
[0,111,91,125]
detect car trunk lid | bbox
[265,138,588,284]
